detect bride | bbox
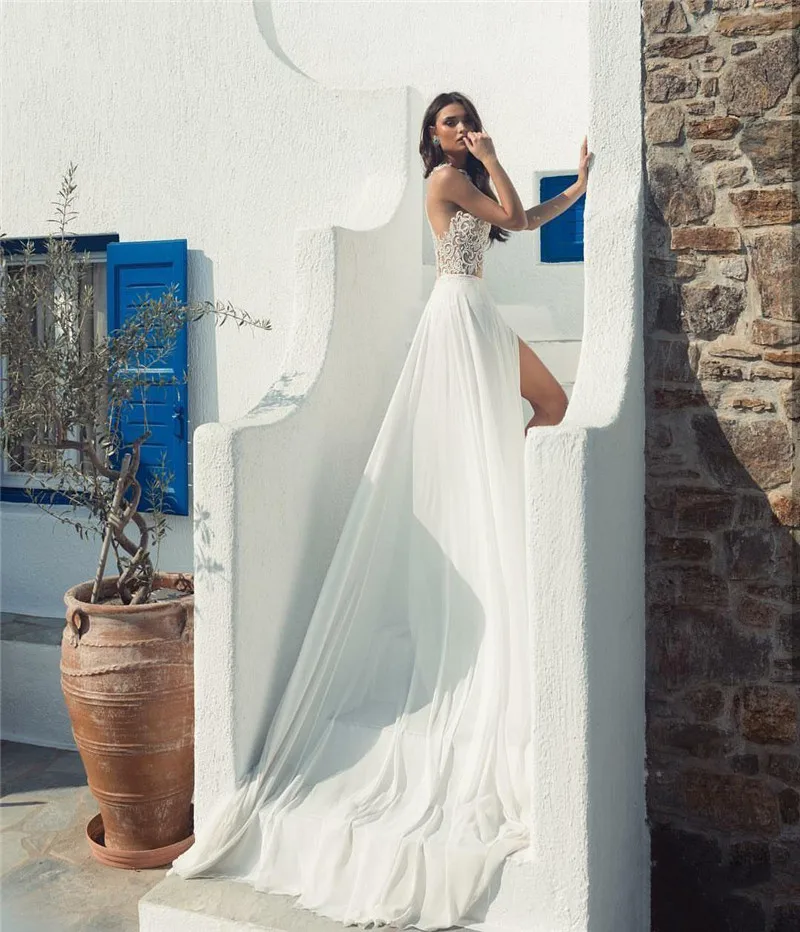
[170,92,591,931]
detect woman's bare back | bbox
[425,164,473,240]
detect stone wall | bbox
[642,0,799,928]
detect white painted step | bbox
[496,303,581,344]
[140,853,542,932]
[420,272,581,338]
[140,874,371,932]
[524,339,581,385]
[141,704,545,932]
[419,269,582,341]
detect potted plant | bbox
[0,164,271,868]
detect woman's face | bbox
[432,104,476,157]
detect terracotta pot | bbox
[62,572,195,860]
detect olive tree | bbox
[0,164,271,604]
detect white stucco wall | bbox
[186,1,647,930]
[1,639,76,749]
[3,1,647,928]
[1,0,587,617]
[522,3,649,927]
[1,0,404,613]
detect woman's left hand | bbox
[577,135,592,191]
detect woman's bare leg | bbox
[518,336,568,434]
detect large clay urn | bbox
[62,572,195,868]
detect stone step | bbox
[0,612,75,750]
[141,849,541,932]
[140,874,371,932]
[141,701,544,932]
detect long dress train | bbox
[169,167,532,931]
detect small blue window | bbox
[539,174,585,264]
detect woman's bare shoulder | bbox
[425,167,467,234]
[426,164,466,198]
[429,163,462,176]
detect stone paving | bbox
[1,739,167,932]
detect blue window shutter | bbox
[106,239,189,516]
[540,174,585,264]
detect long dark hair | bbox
[419,92,511,246]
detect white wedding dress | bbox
[170,164,532,931]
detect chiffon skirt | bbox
[169,272,532,931]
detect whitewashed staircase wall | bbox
[141,1,648,930]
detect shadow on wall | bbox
[188,464,522,926]
[643,252,798,929]
[251,0,310,78]
[188,250,221,427]
[187,249,220,548]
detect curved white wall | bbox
[522,2,649,927]
[187,2,647,929]
[0,1,407,613]
[1,0,589,616]
[3,1,647,927]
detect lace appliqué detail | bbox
[428,163,491,277]
[430,210,491,277]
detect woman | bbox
[424,93,587,435]
[170,92,592,931]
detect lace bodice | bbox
[427,165,491,278]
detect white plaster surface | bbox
[1,640,77,750]
[519,2,650,927]
[1,0,647,929]
[0,0,588,617]
[0,0,407,614]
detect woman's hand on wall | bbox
[577,135,592,192]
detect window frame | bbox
[0,233,119,505]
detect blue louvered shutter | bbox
[106,239,189,516]
[540,174,585,263]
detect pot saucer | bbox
[86,808,194,869]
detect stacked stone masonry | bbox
[643,0,799,929]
